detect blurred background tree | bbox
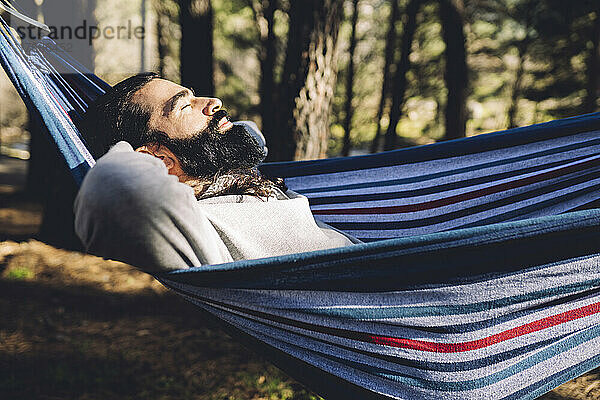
[342,0,359,157]
[383,0,422,150]
[179,0,214,95]
[285,0,344,160]
[439,0,468,141]
[1,0,599,242]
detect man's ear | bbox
[135,142,191,182]
[135,142,175,170]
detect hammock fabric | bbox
[2,6,600,399]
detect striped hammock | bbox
[2,4,600,399]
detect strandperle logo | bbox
[16,19,145,46]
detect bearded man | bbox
[74,73,357,272]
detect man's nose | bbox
[201,98,222,116]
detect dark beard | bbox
[157,111,266,178]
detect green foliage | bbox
[332,1,391,151]
[213,0,261,120]
[466,0,598,128]
[516,1,593,112]
[1,0,597,158]
[5,267,33,280]
[152,0,181,82]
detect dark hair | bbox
[82,72,159,159]
[186,169,287,200]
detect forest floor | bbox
[0,155,598,400]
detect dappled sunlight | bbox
[0,240,166,295]
[0,0,598,398]
[0,260,319,399]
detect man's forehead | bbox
[131,78,186,108]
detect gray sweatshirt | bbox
[74,141,357,272]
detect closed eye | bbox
[181,103,191,110]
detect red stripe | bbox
[168,282,600,355]
[312,157,600,215]
[43,80,74,122]
[369,301,600,352]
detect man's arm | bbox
[74,141,233,272]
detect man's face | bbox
[131,78,232,139]
[130,78,265,179]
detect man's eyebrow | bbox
[163,89,193,116]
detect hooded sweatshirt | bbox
[74,141,357,272]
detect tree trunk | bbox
[156,7,168,77]
[273,0,344,161]
[439,0,468,141]
[584,7,599,114]
[251,0,278,153]
[19,0,45,198]
[179,0,214,96]
[371,0,400,153]
[383,0,420,151]
[141,0,147,72]
[507,8,533,129]
[271,1,316,160]
[25,120,47,199]
[507,39,529,128]
[293,0,344,160]
[342,0,360,157]
[38,141,84,251]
